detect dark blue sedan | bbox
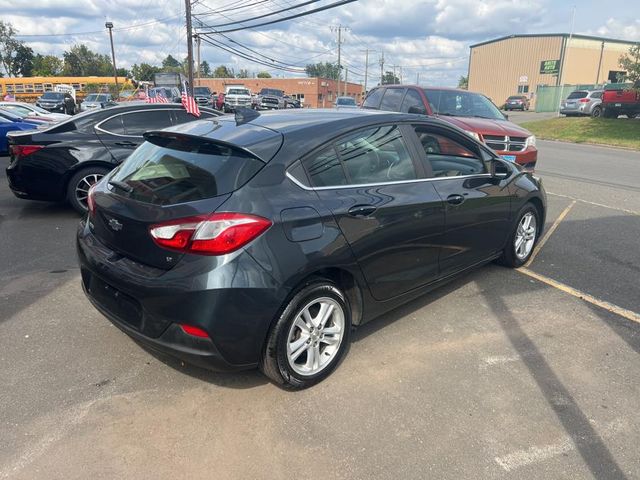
[0,109,39,155]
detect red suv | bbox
[363,86,537,170]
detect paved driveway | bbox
[1,141,639,479]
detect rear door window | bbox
[109,137,264,205]
[121,110,173,136]
[363,88,384,109]
[337,125,416,184]
[304,147,347,187]
[99,115,125,135]
[590,92,602,99]
[379,88,406,112]
[172,109,217,125]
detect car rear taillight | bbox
[579,98,590,103]
[149,212,272,256]
[87,184,98,217]
[10,145,44,157]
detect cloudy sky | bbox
[3,0,640,86]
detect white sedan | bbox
[0,102,71,122]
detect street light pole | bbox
[105,22,118,92]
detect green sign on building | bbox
[540,60,560,75]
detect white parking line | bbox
[494,418,626,472]
[547,191,640,216]
[518,268,640,325]
[525,199,576,267]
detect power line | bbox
[200,0,326,28]
[196,0,358,34]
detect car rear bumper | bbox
[77,222,286,370]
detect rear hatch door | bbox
[90,119,283,270]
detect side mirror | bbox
[408,105,427,115]
[491,159,510,179]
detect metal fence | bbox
[534,83,628,112]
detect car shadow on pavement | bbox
[586,303,640,356]
[481,289,629,480]
[135,342,269,390]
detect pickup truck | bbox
[256,88,286,109]
[601,82,640,118]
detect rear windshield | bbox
[567,91,588,99]
[193,87,210,95]
[507,96,524,100]
[336,97,356,106]
[109,136,264,206]
[41,92,65,100]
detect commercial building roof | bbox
[470,33,639,49]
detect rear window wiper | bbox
[108,180,133,193]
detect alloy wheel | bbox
[75,173,104,210]
[514,212,537,260]
[286,297,345,376]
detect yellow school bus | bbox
[0,76,131,101]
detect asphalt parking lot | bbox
[1,140,639,479]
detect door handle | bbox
[114,141,137,147]
[348,205,377,217]
[446,194,465,205]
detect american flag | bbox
[181,81,201,117]
[146,88,169,104]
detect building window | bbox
[517,85,529,94]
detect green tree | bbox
[305,62,340,80]
[457,75,468,89]
[213,65,234,78]
[131,63,160,81]
[619,44,640,87]
[62,44,112,76]
[257,71,272,78]
[381,71,399,85]
[199,60,211,77]
[32,54,63,76]
[237,68,249,78]
[0,20,34,77]
[161,54,183,73]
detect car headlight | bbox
[464,130,481,142]
[525,135,536,148]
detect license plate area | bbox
[502,155,517,162]
[89,275,143,330]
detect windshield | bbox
[260,89,282,96]
[109,137,264,206]
[193,87,210,95]
[227,89,249,95]
[85,94,109,102]
[29,104,50,114]
[336,97,356,106]
[2,104,31,116]
[41,92,65,100]
[567,91,588,99]
[424,89,504,120]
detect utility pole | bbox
[105,22,118,92]
[399,66,403,84]
[185,0,194,94]
[362,49,369,94]
[194,33,201,86]
[379,51,385,85]
[345,67,348,95]
[392,65,397,84]
[416,72,420,84]
[331,25,348,97]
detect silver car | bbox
[0,101,71,122]
[80,93,115,112]
[560,90,603,117]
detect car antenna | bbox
[235,107,260,126]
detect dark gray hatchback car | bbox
[77,109,546,389]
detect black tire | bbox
[67,166,110,215]
[498,203,540,268]
[591,105,602,118]
[261,280,352,389]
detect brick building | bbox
[195,77,364,108]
